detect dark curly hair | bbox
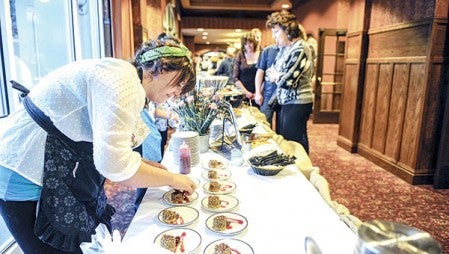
[266,10,302,41]
[132,33,196,95]
[241,33,260,53]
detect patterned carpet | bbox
[307,121,449,253]
[105,121,449,252]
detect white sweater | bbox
[0,58,149,185]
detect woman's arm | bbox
[254,69,265,105]
[119,160,196,194]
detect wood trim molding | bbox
[358,144,434,185]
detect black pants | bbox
[278,103,313,154]
[0,199,81,254]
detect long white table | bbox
[122,148,357,253]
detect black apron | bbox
[23,96,115,252]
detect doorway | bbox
[313,28,347,124]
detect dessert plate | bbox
[154,228,201,254]
[202,180,236,195]
[201,169,231,181]
[162,190,198,206]
[202,158,229,170]
[189,176,201,186]
[205,212,248,236]
[157,206,199,227]
[201,194,239,212]
[203,238,254,254]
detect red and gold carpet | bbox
[308,121,449,253]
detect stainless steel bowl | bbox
[355,220,442,254]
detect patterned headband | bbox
[139,45,191,63]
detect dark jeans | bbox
[0,199,81,254]
[278,103,313,154]
[260,83,279,132]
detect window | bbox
[0,0,107,249]
[0,0,106,116]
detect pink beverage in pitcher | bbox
[179,141,191,174]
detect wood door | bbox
[313,28,347,123]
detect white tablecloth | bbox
[122,149,357,254]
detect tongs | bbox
[10,80,30,97]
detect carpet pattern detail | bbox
[308,122,449,253]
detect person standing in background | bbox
[265,10,314,154]
[233,32,261,107]
[254,44,280,131]
[214,49,235,86]
[154,102,178,157]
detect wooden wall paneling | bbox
[132,0,143,50]
[384,63,409,161]
[339,62,358,141]
[434,61,449,188]
[398,62,426,168]
[432,15,449,187]
[416,19,449,173]
[367,22,431,58]
[111,0,134,60]
[337,31,368,152]
[417,64,442,173]
[372,63,392,153]
[337,0,370,153]
[358,63,378,148]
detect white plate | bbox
[201,158,229,170]
[154,228,201,254]
[201,169,231,181]
[202,180,236,194]
[157,206,199,227]
[205,212,248,236]
[203,238,254,254]
[201,194,239,212]
[190,177,201,186]
[163,190,198,206]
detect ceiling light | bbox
[206,42,210,45]
[281,4,290,9]
[202,36,207,39]
[197,28,204,32]
[235,29,242,33]
[202,32,208,35]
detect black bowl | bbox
[250,163,285,176]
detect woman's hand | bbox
[254,91,263,105]
[244,90,254,99]
[170,174,197,195]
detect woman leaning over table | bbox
[0,34,197,253]
[265,10,314,154]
